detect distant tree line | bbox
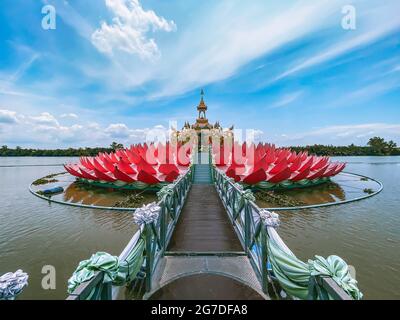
[291,137,399,156]
[0,142,124,157]
[0,137,398,157]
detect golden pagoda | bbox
[174,89,234,149]
[192,89,212,130]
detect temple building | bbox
[174,90,234,149]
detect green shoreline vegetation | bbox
[291,137,399,156]
[0,138,399,157]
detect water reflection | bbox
[255,173,380,209]
[60,182,157,207]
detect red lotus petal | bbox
[287,151,298,163]
[243,168,267,184]
[102,156,116,172]
[143,146,158,165]
[113,167,136,183]
[177,154,191,166]
[310,157,329,171]
[298,156,314,172]
[276,150,289,163]
[307,164,329,180]
[253,159,269,172]
[79,167,97,180]
[226,168,237,179]
[267,167,292,183]
[164,171,179,183]
[92,157,108,173]
[159,164,179,175]
[81,157,95,170]
[137,158,157,174]
[333,163,346,175]
[290,168,311,182]
[115,149,125,158]
[265,149,276,164]
[103,152,115,164]
[93,168,117,182]
[289,156,303,172]
[64,165,83,178]
[117,159,137,175]
[269,159,288,174]
[322,163,339,177]
[125,149,142,165]
[109,152,119,163]
[300,152,309,161]
[137,170,160,184]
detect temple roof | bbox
[180,89,233,132]
[197,90,207,111]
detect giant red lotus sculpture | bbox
[64,141,345,191]
[64,142,193,190]
[212,142,346,189]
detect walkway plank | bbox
[149,274,264,300]
[168,184,243,252]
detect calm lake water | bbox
[0,157,136,300]
[0,156,399,299]
[278,156,400,300]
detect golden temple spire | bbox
[198,89,207,111]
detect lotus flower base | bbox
[213,142,346,190]
[243,177,330,191]
[64,142,193,191]
[76,178,170,191]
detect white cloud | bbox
[270,91,303,108]
[51,0,400,102]
[0,109,170,147]
[105,123,169,142]
[105,123,131,138]
[30,112,60,127]
[327,80,400,108]
[274,4,400,81]
[253,129,264,141]
[0,109,19,124]
[151,1,337,98]
[91,0,176,60]
[9,53,40,83]
[60,113,79,119]
[276,123,400,146]
[2,109,399,148]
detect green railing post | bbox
[231,189,236,218]
[307,276,317,300]
[160,204,166,251]
[100,281,112,300]
[244,202,251,254]
[260,223,269,294]
[144,223,153,293]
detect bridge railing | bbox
[212,166,354,300]
[144,166,194,292]
[66,166,194,300]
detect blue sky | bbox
[0,0,399,148]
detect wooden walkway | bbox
[150,274,264,300]
[167,163,242,252]
[167,185,243,252]
[147,159,268,300]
